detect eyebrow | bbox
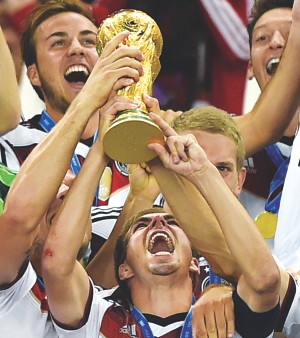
[136,214,176,224]
[46,30,96,41]
[254,20,292,33]
[215,161,234,166]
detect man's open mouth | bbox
[64,65,90,83]
[148,232,175,255]
[266,58,280,75]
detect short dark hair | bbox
[114,207,199,299]
[247,0,293,49]
[21,0,95,100]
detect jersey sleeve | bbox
[0,263,36,314]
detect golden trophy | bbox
[97,9,164,164]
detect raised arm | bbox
[41,120,108,327]
[236,0,300,156]
[148,157,241,283]
[0,25,21,135]
[149,113,280,312]
[41,35,144,326]
[0,31,144,286]
[144,94,240,282]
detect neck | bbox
[130,277,193,317]
[44,106,64,124]
[30,252,42,278]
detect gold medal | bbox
[255,211,278,239]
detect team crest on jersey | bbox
[115,161,129,177]
[201,276,210,291]
[119,324,137,337]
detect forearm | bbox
[149,158,240,282]
[5,98,95,227]
[189,162,279,290]
[44,139,107,272]
[0,26,21,135]
[41,140,104,328]
[237,13,300,156]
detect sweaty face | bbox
[29,12,98,116]
[123,213,194,279]
[249,8,292,91]
[181,130,245,196]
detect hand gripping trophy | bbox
[97,9,164,164]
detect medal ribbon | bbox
[131,296,196,338]
[39,110,99,205]
[265,145,290,213]
[209,269,223,285]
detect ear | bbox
[27,64,41,87]
[247,60,254,80]
[119,262,135,281]
[235,167,247,195]
[189,257,199,275]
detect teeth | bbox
[266,58,280,74]
[148,232,174,253]
[153,251,171,256]
[65,65,89,76]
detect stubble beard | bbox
[39,74,71,115]
[149,262,179,276]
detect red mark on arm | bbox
[44,248,53,258]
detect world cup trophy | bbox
[97,9,164,164]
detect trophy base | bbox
[103,109,164,164]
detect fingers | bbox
[149,131,198,166]
[224,300,235,338]
[113,77,134,92]
[166,137,188,164]
[160,109,182,124]
[100,95,140,123]
[83,32,145,111]
[192,303,227,338]
[101,31,145,65]
[147,142,170,164]
[192,285,235,338]
[143,93,161,114]
[213,302,227,338]
[98,31,145,84]
[99,31,130,58]
[203,307,219,338]
[143,94,182,124]
[192,311,208,338]
[149,112,177,137]
[127,163,140,175]
[98,57,143,85]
